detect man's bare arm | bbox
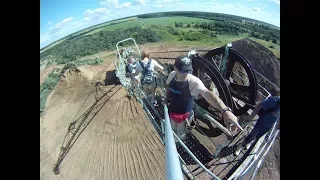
[155,62,169,76]
[155,63,164,71]
[163,84,169,105]
[200,89,227,112]
[200,89,243,131]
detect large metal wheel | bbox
[203,47,258,116]
[190,53,234,120]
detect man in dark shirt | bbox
[163,56,243,141]
[234,90,280,156]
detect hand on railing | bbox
[223,111,244,135]
[161,99,167,106]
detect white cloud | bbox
[49,17,74,34]
[100,0,117,7]
[163,0,179,2]
[100,0,132,9]
[154,4,163,8]
[151,0,181,8]
[235,4,249,10]
[205,2,220,5]
[251,7,261,12]
[268,0,280,5]
[153,0,179,3]
[224,4,250,11]
[223,4,234,8]
[132,0,148,6]
[82,8,109,20]
[48,21,52,24]
[121,2,132,7]
[259,3,268,6]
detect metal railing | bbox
[234,119,279,180]
[163,104,184,180]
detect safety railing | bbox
[229,119,279,180]
[163,104,184,180]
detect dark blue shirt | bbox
[168,77,193,114]
[256,96,280,128]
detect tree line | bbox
[40,27,160,64]
[138,11,279,29]
[141,11,279,41]
[174,19,279,42]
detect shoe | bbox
[151,100,158,106]
[233,144,243,156]
[244,142,252,150]
[180,134,187,142]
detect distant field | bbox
[79,16,254,50]
[79,17,139,36]
[41,14,280,64]
[83,16,210,36]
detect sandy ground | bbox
[40,54,165,180]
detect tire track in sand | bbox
[41,68,165,180]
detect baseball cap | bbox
[174,56,193,73]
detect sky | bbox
[40,0,280,49]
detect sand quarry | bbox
[40,44,280,180]
[40,49,168,180]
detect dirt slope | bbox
[232,38,280,89]
[40,54,165,180]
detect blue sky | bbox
[40,0,280,49]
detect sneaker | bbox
[244,142,252,150]
[151,100,158,106]
[233,144,243,156]
[180,134,187,141]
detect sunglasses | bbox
[179,70,193,74]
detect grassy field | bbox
[79,16,259,52]
[83,16,210,35]
[81,17,139,36]
[248,37,280,58]
[41,16,280,61]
